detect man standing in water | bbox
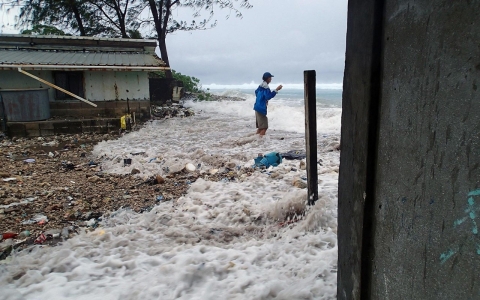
[254,72,283,136]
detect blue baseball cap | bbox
[262,72,274,79]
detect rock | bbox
[185,163,196,172]
[131,168,141,175]
[64,212,76,220]
[209,169,219,175]
[327,142,341,151]
[0,172,10,178]
[299,161,306,170]
[87,175,101,183]
[46,204,62,211]
[270,172,281,179]
[4,207,19,213]
[293,178,307,189]
[226,162,236,169]
[155,175,165,184]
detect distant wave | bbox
[203,82,343,90]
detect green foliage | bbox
[152,70,201,93]
[196,92,213,101]
[150,69,214,100]
[172,70,201,93]
[127,29,143,39]
[15,0,144,38]
[21,24,70,36]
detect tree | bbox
[12,0,144,38]
[144,0,252,77]
[84,0,145,38]
[16,0,95,36]
[21,24,70,35]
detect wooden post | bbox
[304,70,318,205]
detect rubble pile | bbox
[0,129,261,259]
[182,93,246,102]
[0,133,198,257]
[151,104,195,119]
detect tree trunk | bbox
[113,1,129,38]
[158,35,173,78]
[148,0,172,78]
[70,3,86,36]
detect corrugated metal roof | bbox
[0,49,166,69]
[0,34,158,45]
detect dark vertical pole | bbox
[304,70,318,205]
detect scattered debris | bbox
[280,150,306,160]
[299,161,306,170]
[1,232,18,240]
[293,178,308,189]
[0,132,199,260]
[151,104,195,119]
[34,232,47,244]
[254,152,283,168]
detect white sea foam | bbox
[204,82,343,90]
[0,97,341,299]
[187,92,341,135]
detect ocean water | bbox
[0,88,342,299]
[202,86,342,135]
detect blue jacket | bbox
[253,82,277,116]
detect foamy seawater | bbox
[0,90,341,299]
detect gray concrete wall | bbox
[339,0,480,299]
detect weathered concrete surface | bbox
[339,0,480,299]
[338,0,383,298]
[7,118,121,137]
[49,100,151,120]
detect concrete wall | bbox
[339,0,480,299]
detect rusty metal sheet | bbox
[0,88,50,121]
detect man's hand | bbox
[276,85,283,91]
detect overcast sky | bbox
[168,0,348,85]
[0,0,348,85]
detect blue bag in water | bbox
[254,152,283,168]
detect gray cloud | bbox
[167,0,348,84]
[0,0,348,85]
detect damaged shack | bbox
[0,34,169,136]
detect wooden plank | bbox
[304,70,318,205]
[18,68,97,107]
